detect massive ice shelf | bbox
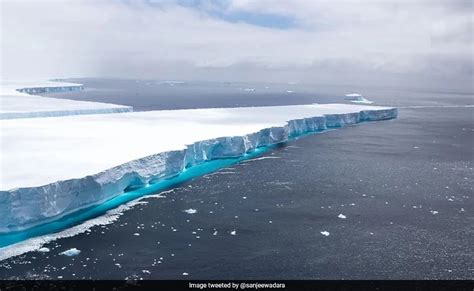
[0,80,132,119]
[0,104,397,233]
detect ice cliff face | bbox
[0,107,133,119]
[0,107,397,233]
[15,84,84,94]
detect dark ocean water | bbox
[0,79,472,279]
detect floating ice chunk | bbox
[430,210,439,215]
[59,248,81,257]
[337,214,347,219]
[133,233,140,236]
[182,272,189,276]
[184,209,197,214]
[38,247,50,253]
[320,231,330,236]
[230,230,237,235]
[345,93,373,104]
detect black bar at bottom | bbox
[0,280,472,291]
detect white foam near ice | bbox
[0,80,132,119]
[0,82,397,234]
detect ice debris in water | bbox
[184,209,197,214]
[430,210,439,215]
[320,231,330,236]
[38,247,50,253]
[337,214,347,219]
[230,230,237,235]
[59,248,81,257]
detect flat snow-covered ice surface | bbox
[0,80,132,119]
[0,102,397,233]
[1,104,394,190]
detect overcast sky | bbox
[1,0,472,90]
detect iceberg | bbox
[0,103,397,235]
[0,80,133,119]
[345,93,373,104]
[59,248,81,257]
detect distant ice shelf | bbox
[0,80,133,119]
[0,103,397,233]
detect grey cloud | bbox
[0,0,472,91]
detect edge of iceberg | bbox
[0,107,397,234]
[0,82,134,119]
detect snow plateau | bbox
[0,103,397,233]
[0,80,132,119]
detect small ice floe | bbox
[320,231,330,236]
[286,90,294,94]
[230,230,237,236]
[242,196,247,200]
[182,272,189,276]
[337,214,347,219]
[133,233,140,236]
[430,210,439,215]
[269,220,273,224]
[184,209,197,214]
[344,93,373,104]
[38,247,50,253]
[213,230,218,236]
[59,248,81,257]
[142,270,151,274]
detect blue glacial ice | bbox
[0,105,397,238]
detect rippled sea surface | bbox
[0,80,472,279]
